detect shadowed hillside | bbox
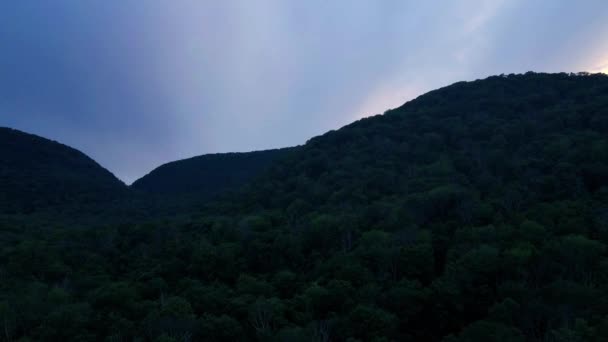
[131,148,294,197]
[0,127,127,215]
[3,73,608,341]
[0,129,293,222]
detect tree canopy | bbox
[1,72,608,341]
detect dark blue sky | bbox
[2,1,608,183]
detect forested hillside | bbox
[0,127,127,216]
[2,72,608,341]
[131,148,293,197]
[0,129,293,224]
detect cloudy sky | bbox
[1,1,608,183]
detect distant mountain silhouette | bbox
[0,127,294,219]
[131,148,293,197]
[0,127,127,215]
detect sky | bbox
[1,1,608,184]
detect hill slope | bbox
[131,148,293,197]
[0,127,127,215]
[203,71,608,340]
[3,73,608,341]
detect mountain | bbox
[131,148,293,197]
[3,72,608,341]
[198,71,608,340]
[0,127,127,215]
[153,71,608,340]
[238,72,608,212]
[0,128,292,220]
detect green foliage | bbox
[3,73,608,340]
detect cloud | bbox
[1,1,608,183]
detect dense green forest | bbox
[2,72,608,341]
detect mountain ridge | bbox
[131,147,295,196]
[3,72,608,341]
[0,126,297,220]
[0,126,127,215]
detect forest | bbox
[1,72,608,341]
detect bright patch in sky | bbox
[591,62,608,74]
